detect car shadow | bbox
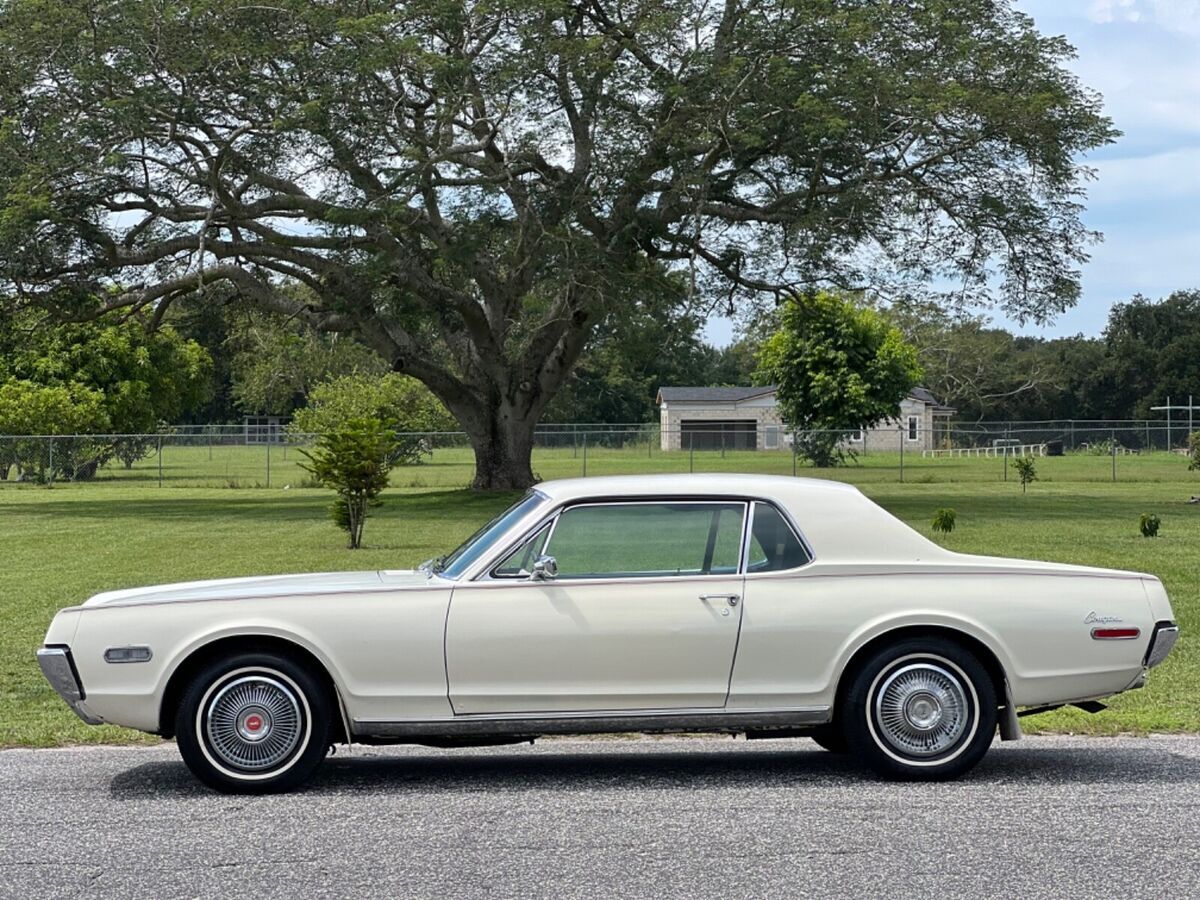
[108,740,1200,800]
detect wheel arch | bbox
[832,624,1009,719]
[158,633,349,744]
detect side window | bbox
[544,502,746,579]
[493,524,551,578]
[746,502,810,572]
[907,415,919,441]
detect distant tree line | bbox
[2,289,1196,454]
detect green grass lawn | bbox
[2,450,1197,747]
[21,438,1193,488]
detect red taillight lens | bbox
[1091,627,1141,640]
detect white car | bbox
[38,474,1178,792]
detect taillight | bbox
[1091,627,1141,640]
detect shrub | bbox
[1012,456,1037,493]
[931,508,956,535]
[1139,513,1161,538]
[1188,432,1200,471]
[299,418,398,549]
[289,373,455,466]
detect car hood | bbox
[81,569,437,608]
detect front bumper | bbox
[36,646,103,725]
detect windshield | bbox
[435,491,547,579]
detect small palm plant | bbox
[931,508,956,535]
[1139,513,1161,538]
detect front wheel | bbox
[175,651,332,793]
[843,639,997,781]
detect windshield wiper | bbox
[418,556,446,576]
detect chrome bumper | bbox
[1145,622,1180,670]
[36,646,103,725]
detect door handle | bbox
[700,593,740,607]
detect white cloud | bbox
[1087,0,1140,24]
[1085,0,1200,32]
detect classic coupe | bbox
[39,474,1178,792]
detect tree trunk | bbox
[463,402,538,491]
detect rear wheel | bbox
[844,638,996,781]
[175,651,331,793]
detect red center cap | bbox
[246,714,263,731]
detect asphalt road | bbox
[2,735,1200,899]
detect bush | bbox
[1139,513,1161,538]
[1188,432,1200,471]
[1012,456,1037,493]
[289,373,455,465]
[299,418,399,549]
[931,508,956,535]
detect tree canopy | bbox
[0,309,212,433]
[0,0,1115,487]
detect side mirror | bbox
[531,554,558,581]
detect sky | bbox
[703,0,1200,346]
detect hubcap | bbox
[874,662,969,758]
[205,675,303,771]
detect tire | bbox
[843,638,997,781]
[808,725,849,754]
[175,651,332,794]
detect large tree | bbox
[0,0,1114,487]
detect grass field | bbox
[2,450,1198,747]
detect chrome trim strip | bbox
[36,647,104,725]
[352,706,831,738]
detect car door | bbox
[445,500,748,715]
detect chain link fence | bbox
[0,420,1196,488]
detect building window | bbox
[849,429,864,442]
[907,416,919,442]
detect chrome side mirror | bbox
[531,554,558,581]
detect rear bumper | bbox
[36,646,103,725]
[1145,622,1180,670]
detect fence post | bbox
[266,440,271,488]
[1167,395,1172,451]
[47,437,54,485]
[689,433,694,474]
[1112,429,1117,482]
[1003,444,1008,481]
[581,432,587,477]
[157,435,163,488]
[792,432,797,477]
[898,425,904,483]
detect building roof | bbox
[656,386,777,404]
[657,384,950,409]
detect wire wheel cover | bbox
[205,675,304,771]
[873,662,970,758]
